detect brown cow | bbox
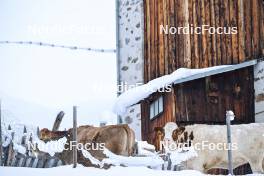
[37,124,135,167]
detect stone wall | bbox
[117,0,144,140]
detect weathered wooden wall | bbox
[141,67,254,140]
[144,0,264,82]
[174,67,254,125]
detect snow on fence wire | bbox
[1,124,63,168]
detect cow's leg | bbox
[249,160,264,174]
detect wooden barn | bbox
[115,0,264,174]
[116,0,264,174]
[136,0,264,174]
[141,0,264,143]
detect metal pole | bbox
[115,0,122,125]
[73,106,77,168]
[115,0,121,97]
[0,100,2,166]
[226,110,235,175]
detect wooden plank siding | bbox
[141,67,254,140]
[174,67,254,125]
[143,0,264,82]
[142,1,264,174]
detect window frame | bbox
[149,95,164,120]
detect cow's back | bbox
[184,123,264,172]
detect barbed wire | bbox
[0,40,116,53]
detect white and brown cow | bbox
[171,123,264,173]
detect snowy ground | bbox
[0,165,206,176]
[0,165,263,176]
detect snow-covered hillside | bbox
[0,92,117,129]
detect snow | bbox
[113,65,230,115]
[13,143,27,155]
[226,110,235,121]
[0,165,206,176]
[81,148,103,167]
[80,146,164,169]
[102,148,164,169]
[169,147,198,166]
[1,122,38,154]
[1,120,68,156]
[137,141,157,156]
[164,122,178,140]
[34,137,68,156]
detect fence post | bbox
[226,110,235,175]
[167,153,172,170]
[37,126,40,138]
[72,106,77,168]
[52,111,65,131]
[0,100,2,166]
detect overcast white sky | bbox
[0,0,117,128]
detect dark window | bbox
[150,96,164,119]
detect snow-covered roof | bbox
[113,60,257,115]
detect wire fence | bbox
[0,41,116,53]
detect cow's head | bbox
[172,126,194,148]
[40,128,68,142]
[154,127,165,139]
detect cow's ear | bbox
[154,127,163,132]
[179,126,185,134]
[154,127,164,137]
[172,129,178,141]
[184,131,188,142]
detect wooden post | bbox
[167,153,172,170]
[226,111,235,175]
[72,106,77,168]
[21,126,27,146]
[52,111,65,131]
[37,126,40,138]
[6,130,15,166]
[0,100,2,166]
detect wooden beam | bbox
[192,0,199,68]
[184,0,191,68]
[230,0,239,64]
[210,0,217,66]
[238,0,246,62]
[252,0,260,58]
[52,111,65,131]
